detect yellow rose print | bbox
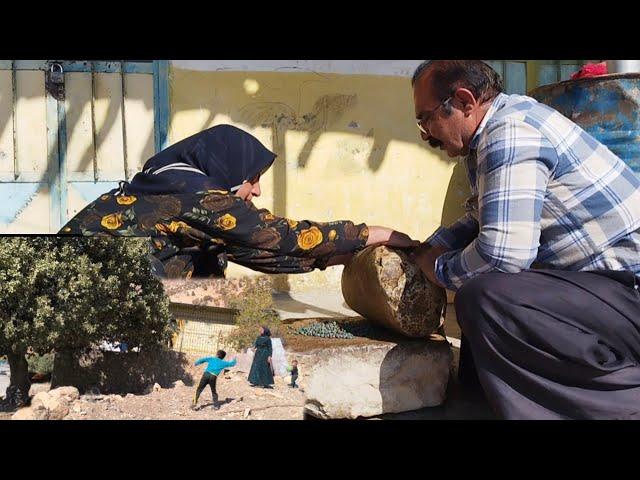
[154,221,189,234]
[62,226,72,233]
[216,213,237,230]
[297,226,323,250]
[167,221,189,233]
[101,213,123,230]
[328,229,337,241]
[264,213,276,221]
[100,194,110,201]
[287,219,299,229]
[359,226,370,240]
[116,195,137,205]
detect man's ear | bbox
[453,88,477,116]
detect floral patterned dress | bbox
[59,188,369,279]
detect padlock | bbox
[50,63,64,84]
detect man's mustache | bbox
[428,138,443,149]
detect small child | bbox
[286,359,299,388]
[192,350,237,410]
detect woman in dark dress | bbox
[59,124,418,277]
[248,326,274,388]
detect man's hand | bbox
[410,243,449,287]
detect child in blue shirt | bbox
[192,350,237,410]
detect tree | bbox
[0,237,174,408]
[225,277,281,351]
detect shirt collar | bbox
[469,92,508,151]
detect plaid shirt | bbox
[426,93,640,291]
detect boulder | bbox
[12,407,36,420]
[48,386,80,404]
[341,246,446,337]
[30,390,71,420]
[13,387,80,420]
[29,383,51,397]
[303,337,452,419]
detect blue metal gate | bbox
[0,60,169,233]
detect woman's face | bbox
[259,326,265,335]
[235,175,262,203]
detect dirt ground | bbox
[0,367,306,421]
[0,317,472,421]
[53,319,392,421]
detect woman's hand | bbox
[366,226,420,249]
[325,253,355,266]
[324,228,418,266]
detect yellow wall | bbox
[169,67,471,292]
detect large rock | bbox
[302,338,452,419]
[12,407,37,420]
[29,383,51,397]
[341,246,446,337]
[13,387,80,420]
[30,390,71,420]
[48,386,79,404]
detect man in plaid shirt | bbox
[411,60,640,419]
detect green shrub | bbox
[27,352,55,375]
[225,277,281,351]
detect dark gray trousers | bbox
[455,269,640,419]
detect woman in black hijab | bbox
[60,125,418,278]
[123,124,277,196]
[248,326,274,388]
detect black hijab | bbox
[121,125,276,195]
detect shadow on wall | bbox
[0,70,156,231]
[2,66,469,275]
[440,161,472,228]
[167,70,456,212]
[167,69,465,289]
[0,73,156,183]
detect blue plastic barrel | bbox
[530,73,640,173]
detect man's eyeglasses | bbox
[416,97,451,135]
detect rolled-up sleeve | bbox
[425,213,479,251]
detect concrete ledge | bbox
[299,337,452,419]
